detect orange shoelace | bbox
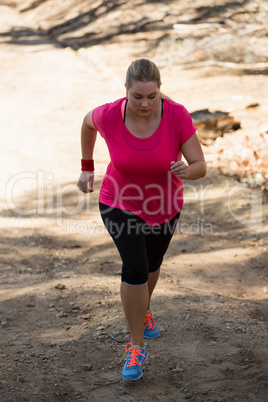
[144,311,155,329]
[125,343,147,367]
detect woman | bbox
[77,59,206,381]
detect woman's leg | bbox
[120,282,148,347]
[147,268,161,310]
[99,203,180,343]
[99,203,149,346]
[145,212,181,309]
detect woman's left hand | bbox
[170,160,189,179]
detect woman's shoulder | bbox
[94,97,126,115]
[163,98,190,122]
[163,97,185,111]
[92,97,126,132]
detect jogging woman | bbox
[77,58,206,380]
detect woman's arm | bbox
[81,110,97,160]
[77,110,98,193]
[170,132,207,180]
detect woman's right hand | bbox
[77,171,94,193]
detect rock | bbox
[55,284,66,290]
[82,364,92,371]
[1,321,8,327]
[173,365,184,373]
[190,109,241,145]
[207,127,268,190]
[246,102,260,109]
[56,311,68,318]
[96,325,106,331]
[70,303,80,310]
[17,376,25,383]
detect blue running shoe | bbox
[122,343,148,380]
[144,311,160,338]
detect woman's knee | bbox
[148,256,163,273]
[121,262,148,285]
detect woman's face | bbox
[126,80,160,118]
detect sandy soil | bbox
[0,3,268,401]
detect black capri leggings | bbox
[99,202,180,285]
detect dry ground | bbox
[0,2,268,401]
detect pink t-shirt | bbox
[92,97,197,226]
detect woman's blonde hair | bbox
[125,59,161,89]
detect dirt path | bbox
[0,4,268,402]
